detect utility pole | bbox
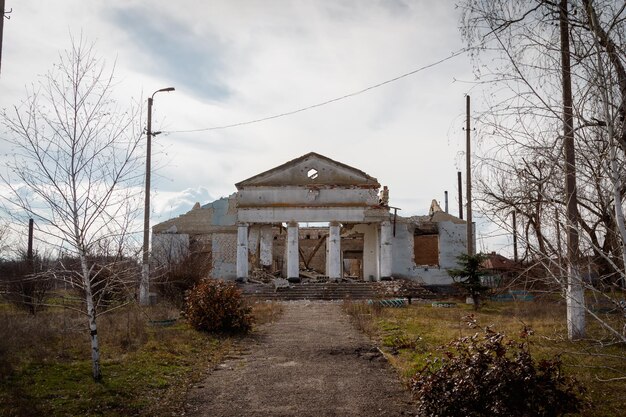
[140,87,175,306]
[140,96,154,305]
[27,218,34,260]
[0,0,6,74]
[560,0,585,339]
[465,95,473,255]
[27,218,34,273]
[444,191,449,213]
[457,171,463,219]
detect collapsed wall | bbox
[152,195,238,279]
[391,210,467,285]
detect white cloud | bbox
[151,186,214,223]
[0,1,508,253]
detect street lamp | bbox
[140,87,175,305]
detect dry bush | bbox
[0,254,54,314]
[411,316,587,417]
[154,252,211,308]
[183,279,252,333]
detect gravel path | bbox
[184,301,416,417]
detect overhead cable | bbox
[163,48,469,134]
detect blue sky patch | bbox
[109,6,231,101]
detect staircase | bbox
[241,281,436,301]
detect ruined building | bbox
[152,152,469,285]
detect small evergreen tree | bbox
[448,253,490,310]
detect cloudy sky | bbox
[0,0,508,253]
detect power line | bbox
[163,48,469,134]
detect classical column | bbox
[380,220,393,280]
[358,224,379,281]
[259,225,273,268]
[287,222,300,282]
[327,221,341,281]
[236,223,249,281]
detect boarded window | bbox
[414,235,439,266]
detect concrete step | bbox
[240,281,436,301]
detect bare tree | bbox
[0,37,143,380]
[459,0,626,341]
[0,222,9,260]
[0,250,54,315]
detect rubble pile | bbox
[373,279,436,299]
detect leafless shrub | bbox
[55,255,139,315]
[153,251,211,308]
[0,252,54,315]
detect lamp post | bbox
[140,87,175,305]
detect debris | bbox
[273,278,289,290]
[250,268,276,283]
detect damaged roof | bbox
[235,152,380,188]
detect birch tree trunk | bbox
[0,37,143,381]
[80,253,101,380]
[587,0,626,290]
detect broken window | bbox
[414,223,439,266]
[307,168,319,180]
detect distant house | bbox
[482,252,519,287]
[152,152,469,285]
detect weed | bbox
[342,300,382,336]
[250,301,284,325]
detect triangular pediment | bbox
[235,152,380,188]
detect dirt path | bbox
[184,301,416,417]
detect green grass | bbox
[0,320,232,417]
[344,297,626,417]
[0,300,285,417]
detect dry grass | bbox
[250,301,284,326]
[344,297,626,417]
[0,297,286,416]
[0,300,232,417]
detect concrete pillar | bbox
[259,225,273,268]
[248,226,260,256]
[356,223,379,281]
[236,223,249,281]
[248,226,260,268]
[287,222,300,282]
[327,221,341,281]
[380,220,393,280]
